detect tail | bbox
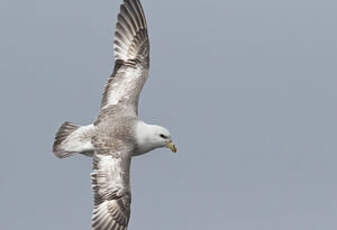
[52,122,95,158]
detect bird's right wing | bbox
[91,149,132,230]
[99,0,150,116]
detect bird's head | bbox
[135,122,177,154]
[150,125,177,152]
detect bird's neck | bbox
[134,121,158,155]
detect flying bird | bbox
[52,0,177,229]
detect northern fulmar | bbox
[52,0,177,229]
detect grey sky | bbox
[1,0,337,229]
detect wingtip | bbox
[113,0,148,62]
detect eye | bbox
[160,134,168,139]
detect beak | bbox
[165,141,177,153]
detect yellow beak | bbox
[166,141,177,153]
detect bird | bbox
[52,0,177,229]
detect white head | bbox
[135,121,177,155]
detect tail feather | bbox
[53,122,95,158]
[53,122,79,153]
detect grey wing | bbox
[100,0,150,114]
[91,150,132,230]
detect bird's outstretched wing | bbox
[91,150,132,230]
[100,0,149,116]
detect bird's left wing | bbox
[100,0,149,115]
[91,150,132,230]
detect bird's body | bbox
[52,0,176,229]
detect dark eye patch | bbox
[160,134,168,139]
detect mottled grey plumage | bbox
[52,1,173,230]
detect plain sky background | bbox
[1,0,337,229]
